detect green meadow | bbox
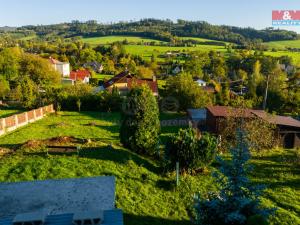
[0,111,299,225]
[82,35,300,65]
[264,50,300,66]
[266,39,300,50]
[83,35,166,46]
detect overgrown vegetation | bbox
[167,128,217,173]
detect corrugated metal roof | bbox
[0,210,123,225]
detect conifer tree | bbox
[194,129,275,225]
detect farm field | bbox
[0,111,299,225]
[180,36,229,44]
[124,44,227,61]
[266,39,300,50]
[83,35,166,46]
[264,50,300,66]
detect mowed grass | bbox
[0,111,299,225]
[0,108,24,118]
[83,36,165,46]
[92,73,114,81]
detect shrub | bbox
[194,129,275,225]
[167,128,217,173]
[120,85,160,155]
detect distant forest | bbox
[2,19,299,44]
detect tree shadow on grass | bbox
[25,146,161,175]
[155,179,175,191]
[123,213,191,225]
[80,146,161,174]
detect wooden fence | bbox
[0,105,54,136]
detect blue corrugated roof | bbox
[0,210,123,225]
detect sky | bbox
[0,0,299,33]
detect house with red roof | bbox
[100,71,158,96]
[70,69,91,84]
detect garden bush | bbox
[167,128,217,173]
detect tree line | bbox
[3,19,298,45]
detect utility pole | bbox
[263,73,270,110]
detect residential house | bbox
[172,65,182,75]
[83,62,104,73]
[101,71,159,96]
[0,176,123,225]
[205,105,300,148]
[279,64,295,74]
[49,57,70,77]
[70,69,91,84]
[195,79,207,87]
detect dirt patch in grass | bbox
[0,147,13,157]
[21,136,85,151]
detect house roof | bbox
[0,209,123,225]
[0,176,115,217]
[196,79,206,84]
[49,57,68,65]
[70,70,91,81]
[207,105,300,129]
[102,71,158,94]
[206,106,254,118]
[252,111,300,128]
[103,71,132,88]
[127,78,158,94]
[187,108,207,120]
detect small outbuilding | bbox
[205,105,300,148]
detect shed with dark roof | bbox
[206,106,300,148]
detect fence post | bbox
[14,115,18,128]
[33,109,36,120]
[25,112,28,124]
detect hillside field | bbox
[82,35,300,65]
[83,35,166,46]
[0,111,299,225]
[266,39,300,50]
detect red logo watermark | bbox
[272,10,300,26]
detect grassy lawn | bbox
[0,111,299,225]
[93,73,114,81]
[0,108,24,118]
